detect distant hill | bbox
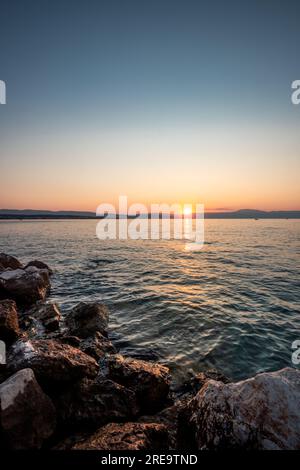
[0,209,94,218]
[0,209,299,219]
[205,209,300,219]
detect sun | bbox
[183,206,192,216]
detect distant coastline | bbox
[0,209,300,220]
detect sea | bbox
[0,218,299,384]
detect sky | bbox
[0,0,299,212]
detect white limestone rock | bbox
[184,367,300,450]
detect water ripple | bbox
[0,218,299,384]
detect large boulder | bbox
[107,354,171,413]
[182,367,300,450]
[24,260,53,275]
[0,368,56,449]
[0,300,20,345]
[0,253,22,271]
[0,267,50,307]
[65,302,109,338]
[7,339,99,393]
[73,422,169,450]
[56,377,139,431]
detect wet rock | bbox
[25,260,53,275]
[65,302,109,338]
[0,300,20,345]
[0,267,50,307]
[182,367,300,450]
[0,253,22,271]
[73,422,169,450]
[56,377,139,431]
[28,303,61,333]
[0,368,56,449]
[175,369,229,399]
[79,332,116,361]
[108,354,171,413]
[7,339,99,393]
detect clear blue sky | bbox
[0,0,299,210]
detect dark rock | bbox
[65,302,109,338]
[0,253,22,270]
[7,339,99,393]
[28,302,61,332]
[59,335,81,348]
[0,267,50,307]
[73,422,169,450]
[56,377,139,431]
[175,369,230,449]
[139,402,184,449]
[108,354,171,413]
[79,332,116,360]
[0,300,20,345]
[25,260,53,275]
[17,311,36,334]
[175,369,229,398]
[0,368,56,449]
[51,432,91,450]
[181,367,300,450]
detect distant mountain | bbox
[0,209,299,219]
[205,209,300,219]
[0,209,95,218]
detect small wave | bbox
[88,258,120,265]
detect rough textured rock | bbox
[108,354,171,413]
[73,422,169,450]
[79,332,116,360]
[27,302,61,333]
[0,253,22,270]
[0,368,56,449]
[56,377,139,431]
[183,367,300,450]
[139,403,183,449]
[0,300,20,345]
[7,339,99,392]
[25,260,53,275]
[65,302,109,338]
[0,267,50,306]
[175,369,229,399]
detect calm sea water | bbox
[0,219,299,384]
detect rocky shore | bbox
[0,252,299,450]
